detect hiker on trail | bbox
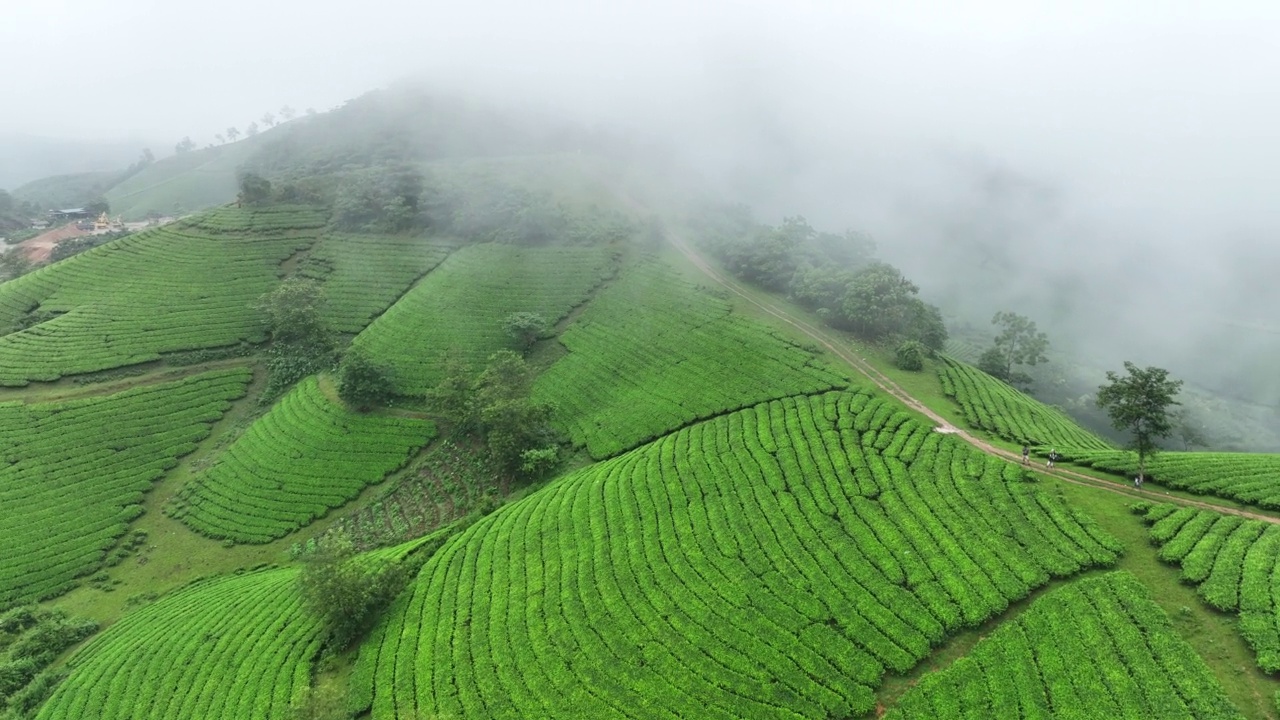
[1047,449,1059,468]
[1022,445,1030,464]
[1134,473,1144,489]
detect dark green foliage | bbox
[332,165,424,233]
[501,311,549,352]
[1096,362,1184,475]
[256,278,336,401]
[298,536,412,651]
[699,205,944,349]
[338,351,395,411]
[237,172,273,206]
[0,606,97,712]
[894,340,926,371]
[977,345,1009,380]
[430,350,561,478]
[837,262,912,337]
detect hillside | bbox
[4,92,1280,720]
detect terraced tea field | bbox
[0,368,250,605]
[0,206,325,385]
[352,390,1119,720]
[298,233,457,334]
[350,243,616,395]
[173,376,435,544]
[534,259,848,458]
[887,572,1241,719]
[1062,449,1280,510]
[938,356,1111,450]
[32,567,322,720]
[1141,504,1280,675]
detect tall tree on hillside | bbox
[979,311,1049,387]
[174,136,196,154]
[215,133,225,145]
[1096,362,1183,478]
[246,122,260,137]
[280,105,296,121]
[226,126,241,143]
[261,112,277,128]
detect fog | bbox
[5,1,1279,438]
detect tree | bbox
[837,262,918,340]
[1095,362,1183,477]
[501,312,549,352]
[428,349,474,432]
[337,351,395,411]
[174,136,196,154]
[254,278,334,399]
[989,311,1049,387]
[280,105,296,121]
[255,278,329,349]
[226,126,240,143]
[237,172,273,206]
[297,535,409,650]
[246,121,260,137]
[261,112,276,128]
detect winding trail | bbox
[665,230,1280,525]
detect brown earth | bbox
[17,222,92,263]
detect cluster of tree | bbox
[698,208,946,360]
[429,350,561,480]
[332,165,424,233]
[977,311,1050,389]
[254,278,336,401]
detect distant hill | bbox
[0,134,145,191]
[12,171,121,211]
[103,137,264,219]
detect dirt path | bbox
[664,230,1280,526]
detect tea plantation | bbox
[352,390,1120,719]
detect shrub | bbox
[894,340,927,372]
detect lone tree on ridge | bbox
[979,311,1048,388]
[1095,361,1183,479]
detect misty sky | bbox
[8,2,1275,231]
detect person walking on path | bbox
[1022,445,1030,465]
[1047,449,1059,468]
[1134,473,1144,489]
